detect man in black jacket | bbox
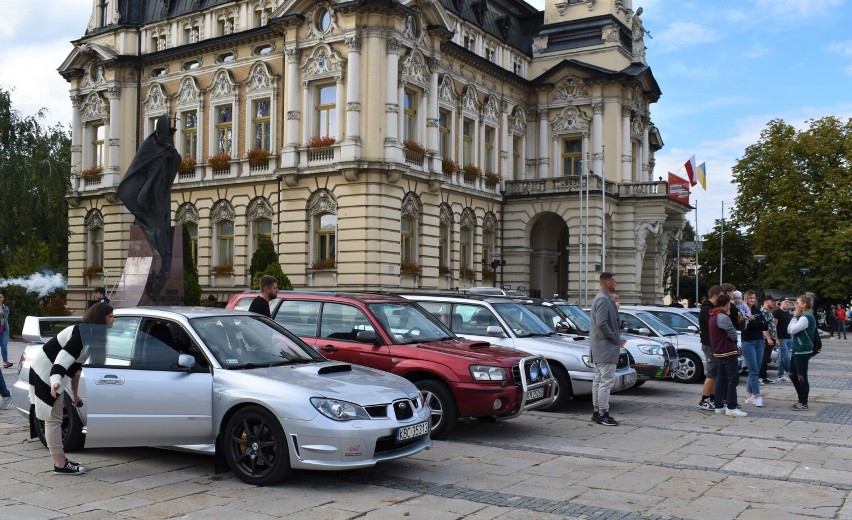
[698,285,724,410]
[248,275,279,318]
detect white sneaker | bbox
[744,396,755,404]
[726,407,748,417]
[0,396,12,410]
[715,407,727,415]
[777,375,789,382]
[753,396,764,407]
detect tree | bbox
[249,235,293,290]
[731,117,852,302]
[697,218,754,292]
[0,87,71,276]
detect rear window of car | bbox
[274,300,321,337]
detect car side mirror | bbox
[355,330,378,344]
[486,325,504,337]
[637,327,651,336]
[687,325,699,332]
[178,354,196,371]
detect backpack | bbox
[812,332,822,356]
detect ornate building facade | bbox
[59,0,688,312]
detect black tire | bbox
[415,379,458,439]
[223,406,292,486]
[673,351,704,384]
[632,379,646,388]
[33,393,85,452]
[541,364,572,411]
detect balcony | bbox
[503,177,669,200]
[306,145,335,165]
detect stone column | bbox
[343,31,362,159]
[282,47,301,168]
[500,100,509,179]
[106,86,121,173]
[591,99,604,177]
[384,36,401,162]
[621,105,632,182]
[537,107,548,179]
[70,94,82,178]
[642,119,650,181]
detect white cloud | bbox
[754,0,845,18]
[652,22,719,54]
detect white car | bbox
[12,308,431,485]
[399,293,637,410]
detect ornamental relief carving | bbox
[248,198,273,221]
[400,50,429,90]
[287,110,300,120]
[483,95,499,124]
[143,83,167,111]
[178,78,200,104]
[483,213,497,234]
[438,75,457,103]
[553,75,590,102]
[460,209,476,231]
[176,204,199,224]
[461,85,479,115]
[211,70,235,99]
[551,106,590,135]
[634,219,662,254]
[346,102,361,112]
[309,190,337,217]
[247,63,273,91]
[401,193,422,218]
[439,204,454,227]
[212,202,236,223]
[509,105,527,134]
[301,45,346,82]
[81,92,108,122]
[85,211,104,230]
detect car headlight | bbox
[581,355,594,368]
[637,344,664,355]
[470,365,506,381]
[540,359,550,379]
[310,397,370,421]
[527,359,550,382]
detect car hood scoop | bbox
[317,363,352,374]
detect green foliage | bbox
[730,117,852,301]
[251,263,293,291]
[0,87,71,276]
[182,224,201,305]
[0,285,68,336]
[697,218,755,293]
[249,235,278,281]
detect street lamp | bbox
[754,254,766,300]
[799,267,809,293]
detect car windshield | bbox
[191,315,325,369]
[492,302,554,337]
[367,302,456,344]
[556,304,592,334]
[635,311,680,336]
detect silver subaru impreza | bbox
[12,307,431,485]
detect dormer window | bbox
[254,44,273,55]
[150,67,167,78]
[99,0,109,28]
[183,60,201,71]
[217,52,235,64]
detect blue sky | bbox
[1,0,851,235]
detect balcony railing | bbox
[504,177,666,198]
[404,149,425,168]
[306,146,335,164]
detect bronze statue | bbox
[117,114,181,295]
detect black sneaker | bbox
[698,399,715,410]
[598,413,619,426]
[591,411,599,423]
[53,459,85,475]
[761,378,775,385]
[65,459,85,470]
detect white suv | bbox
[399,293,637,411]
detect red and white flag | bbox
[683,155,697,186]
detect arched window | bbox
[85,211,105,271]
[185,222,198,266]
[309,190,338,268]
[400,193,422,266]
[211,201,236,271]
[438,204,453,273]
[460,227,471,270]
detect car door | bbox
[81,316,214,447]
[314,302,392,371]
[273,299,321,344]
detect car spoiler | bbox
[21,315,83,344]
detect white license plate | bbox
[396,421,429,441]
[526,387,545,400]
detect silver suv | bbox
[398,293,637,411]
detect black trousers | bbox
[790,353,812,405]
[714,356,740,409]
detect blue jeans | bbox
[777,338,792,378]
[740,339,763,395]
[0,329,8,363]
[0,370,9,398]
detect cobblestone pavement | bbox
[1,338,851,519]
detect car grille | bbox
[617,352,630,369]
[374,434,424,454]
[365,398,420,420]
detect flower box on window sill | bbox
[208,152,231,171]
[459,267,475,280]
[306,136,337,148]
[483,171,502,188]
[310,257,336,270]
[400,260,423,277]
[81,165,104,177]
[212,263,234,276]
[462,164,481,184]
[82,264,103,280]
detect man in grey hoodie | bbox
[590,272,621,426]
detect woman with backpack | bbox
[788,292,817,411]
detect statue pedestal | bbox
[111,225,184,307]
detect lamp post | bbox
[754,254,765,300]
[799,267,809,293]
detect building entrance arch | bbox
[529,212,570,299]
